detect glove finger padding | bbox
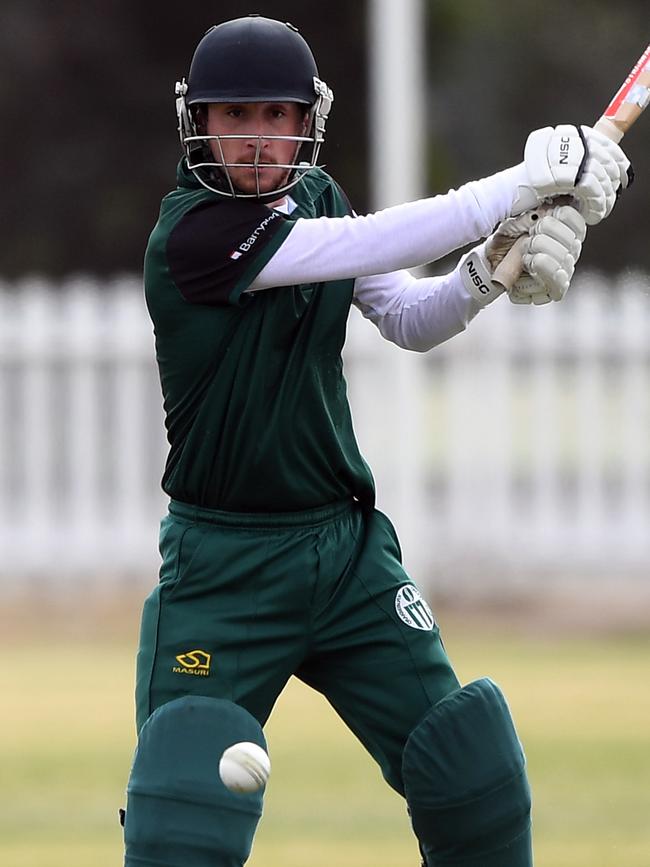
[533,207,586,248]
[509,285,553,306]
[573,159,617,225]
[523,251,572,301]
[484,209,546,268]
[582,125,631,190]
[514,204,586,304]
[574,125,631,224]
[528,234,576,271]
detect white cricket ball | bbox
[219,741,271,793]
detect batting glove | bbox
[508,204,587,304]
[513,124,631,225]
[459,203,587,306]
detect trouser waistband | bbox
[168,498,355,529]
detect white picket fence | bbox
[1,272,650,589]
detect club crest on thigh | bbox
[395,585,436,631]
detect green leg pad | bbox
[124,696,266,867]
[402,678,532,867]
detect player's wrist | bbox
[508,163,539,215]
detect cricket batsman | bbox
[122,15,632,866]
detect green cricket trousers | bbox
[135,498,459,794]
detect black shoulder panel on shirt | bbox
[166,199,290,306]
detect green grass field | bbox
[2,608,649,867]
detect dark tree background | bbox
[1,0,648,277]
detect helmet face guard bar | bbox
[175,76,334,199]
[185,134,315,199]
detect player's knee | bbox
[402,678,532,867]
[123,696,266,867]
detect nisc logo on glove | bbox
[559,136,571,165]
[466,259,490,295]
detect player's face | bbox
[205,102,308,195]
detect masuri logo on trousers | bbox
[173,649,211,676]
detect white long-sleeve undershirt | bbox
[248,162,529,350]
[352,266,481,353]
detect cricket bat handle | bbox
[493,43,650,292]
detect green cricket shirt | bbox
[144,160,375,512]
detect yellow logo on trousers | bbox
[173,650,211,676]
